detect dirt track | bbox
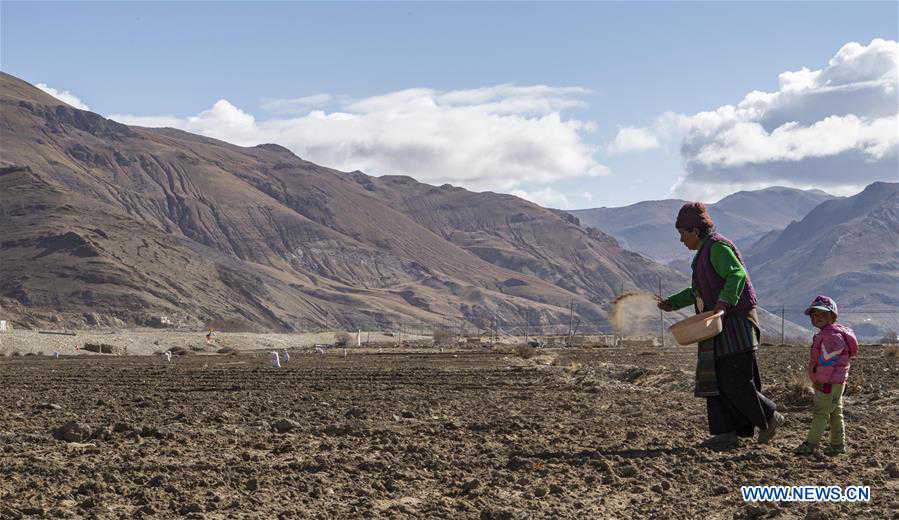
[0,344,896,519]
[0,330,417,357]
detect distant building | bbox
[620,336,660,348]
[586,334,619,347]
[148,316,174,328]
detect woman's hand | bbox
[712,301,728,315]
[656,296,673,312]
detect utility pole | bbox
[781,305,785,346]
[568,298,574,337]
[493,313,497,344]
[524,309,529,345]
[524,308,537,342]
[658,276,664,348]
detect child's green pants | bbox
[806,383,845,446]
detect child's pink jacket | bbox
[807,324,858,384]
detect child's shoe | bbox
[758,412,785,444]
[824,444,846,456]
[794,441,816,455]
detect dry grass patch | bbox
[514,344,536,359]
[432,328,454,346]
[531,353,557,365]
[885,344,898,360]
[564,361,583,374]
[781,371,815,408]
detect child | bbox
[795,295,858,455]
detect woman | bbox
[658,203,783,446]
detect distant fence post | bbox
[781,305,785,346]
[658,276,664,348]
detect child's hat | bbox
[804,295,838,317]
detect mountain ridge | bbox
[744,181,899,338]
[570,187,837,264]
[1,72,684,332]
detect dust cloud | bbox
[611,292,660,337]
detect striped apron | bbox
[693,303,760,398]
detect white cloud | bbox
[433,84,591,115]
[111,99,259,143]
[687,115,896,168]
[626,38,898,200]
[109,84,608,194]
[36,83,90,110]
[260,94,335,113]
[606,126,660,154]
[510,187,573,209]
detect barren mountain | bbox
[745,181,899,339]
[1,72,688,332]
[570,187,835,265]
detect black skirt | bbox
[705,351,777,437]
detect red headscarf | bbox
[676,202,714,231]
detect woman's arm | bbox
[664,287,695,311]
[709,242,746,308]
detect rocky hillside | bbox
[1,72,687,331]
[745,182,899,339]
[570,187,835,265]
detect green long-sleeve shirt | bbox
[666,239,747,311]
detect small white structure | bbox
[164,351,172,363]
[0,320,8,333]
[149,315,174,328]
[594,334,620,347]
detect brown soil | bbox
[0,344,896,518]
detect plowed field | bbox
[1,344,896,519]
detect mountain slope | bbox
[570,187,836,264]
[745,182,899,338]
[0,72,685,331]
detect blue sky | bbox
[2,2,897,208]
